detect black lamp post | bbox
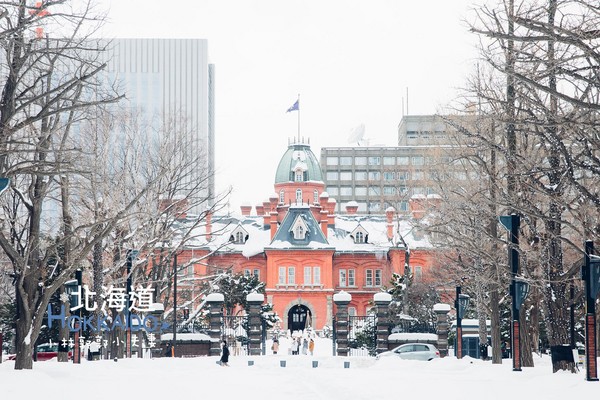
[125,249,138,358]
[455,287,470,359]
[583,240,600,381]
[499,214,522,371]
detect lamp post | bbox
[172,252,178,357]
[499,214,522,371]
[455,287,470,359]
[583,240,600,381]
[125,249,138,358]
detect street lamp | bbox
[455,287,470,359]
[126,249,139,358]
[583,240,600,381]
[499,214,522,371]
[512,278,530,312]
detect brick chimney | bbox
[256,204,265,216]
[206,212,212,242]
[320,210,329,238]
[270,211,278,240]
[159,196,188,219]
[345,201,359,215]
[327,198,337,227]
[263,200,271,213]
[386,206,395,241]
[409,195,426,220]
[269,194,278,213]
[240,204,252,216]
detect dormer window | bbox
[290,214,309,240]
[355,231,364,243]
[229,224,249,244]
[351,225,369,244]
[295,169,303,182]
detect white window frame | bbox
[296,189,302,203]
[313,190,319,204]
[304,266,312,285]
[366,269,373,287]
[288,267,296,285]
[313,267,321,285]
[253,269,260,279]
[278,267,286,284]
[279,190,285,204]
[348,269,355,286]
[339,269,347,287]
[375,269,382,287]
[295,169,303,182]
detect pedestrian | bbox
[309,338,315,356]
[220,340,230,366]
[292,337,300,355]
[272,338,279,355]
[302,338,308,355]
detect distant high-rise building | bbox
[102,38,215,210]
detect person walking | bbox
[302,338,308,355]
[309,338,315,356]
[220,340,230,366]
[272,338,279,355]
[292,338,300,355]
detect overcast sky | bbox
[96,0,481,212]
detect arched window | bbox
[279,190,285,204]
[296,189,302,204]
[355,231,364,243]
[313,190,319,204]
[235,231,245,243]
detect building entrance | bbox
[288,304,311,332]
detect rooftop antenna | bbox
[347,123,365,146]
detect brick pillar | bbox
[374,292,392,353]
[206,293,224,357]
[246,292,264,356]
[333,291,352,357]
[433,303,451,358]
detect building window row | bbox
[325,156,426,167]
[326,170,428,182]
[278,266,321,286]
[243,269,260,279]
[339,268,381,287]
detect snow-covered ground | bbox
[0,336,595,399]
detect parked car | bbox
[377,343,440,361]
[7,343,72,361]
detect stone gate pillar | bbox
[206,293,224,357]
[434,303,451,358]
[333,291,352,357]
[246,292,265,356]
[374,292,392,353]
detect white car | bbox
[378,343,440,361]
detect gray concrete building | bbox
[321,115,462,213]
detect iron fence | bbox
[348,315,377,357]
[222,315,249,355]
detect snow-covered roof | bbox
[178,207,433,257]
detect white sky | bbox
[1,336,593,400]
[95,0,482,212]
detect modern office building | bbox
[102,39,215,209]
[321,115,462,214]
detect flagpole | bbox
[297,93,300,143]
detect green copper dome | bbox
[274,143,324,184]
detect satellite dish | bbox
[347,123,365,145]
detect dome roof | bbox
[274,143,323,184]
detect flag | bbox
[286,99,299,113]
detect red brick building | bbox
[174,140,439,331]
